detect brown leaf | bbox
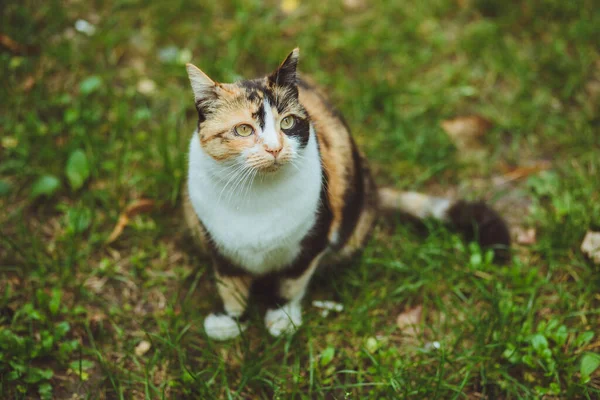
[396,305,422,338]
[0,34,24,53]
[22,76,36,92]
[106,199,155,243]
[440,115,492,151]
[501,162,551,182]
[516,227,537,245]
[124,198,155,215]
[581,231,600,264]
[0,34,38,55]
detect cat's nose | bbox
[265,146,282,158]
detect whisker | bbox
[227,166,254,204]
[217,165,248,203]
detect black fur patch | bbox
[240,79,304,126]
[283,116,310,148]
[252,105,266,129]
[272,87,299,113]
[280,166,333,281]
[247,90,260,102]
[195,99,212,126]
[268,50,298,87]
[240,79,267,92]
[332,139,365,250]
[447,201,511,262]
[202,229,249,277]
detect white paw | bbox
[204,313,246,341]
[265,302,302,337]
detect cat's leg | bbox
[204,272,252,341]
[265,253,325,337]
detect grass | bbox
[1,0,599,398]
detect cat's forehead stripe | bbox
[252,104,266,129]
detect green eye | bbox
[280,116,296,130]
[234,124,254,137]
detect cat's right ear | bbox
[186,63,217,103]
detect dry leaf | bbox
[396,305,422,338]
[516,227,537,245]
[280,0,299,13]
[106,199,155,243]
[0,34,24,53]
[502,162,551,182]
[343,0,366,10]
[440,115,492,151]
[22,76,36,92]
[135,340,151,357]
[0,34,37,55]
[84,276,108,293]
[581,231,600,264]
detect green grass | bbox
[1,0,599,398]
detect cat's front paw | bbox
[204,313,246,341]
[265,302,302,337]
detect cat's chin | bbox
[255,161,287,174]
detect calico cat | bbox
[183,49,510,341]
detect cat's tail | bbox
[378,188,511,261]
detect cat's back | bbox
[297,76,378,254]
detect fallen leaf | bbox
[0,34,38,55]
[343,0,366,10]
[396,305,422,338]
[22,76,36,91]
[516,227,537,245]
[106,199,155,243]
[501,162,552,182]
[135,340,151,357]
[440,115,492,151]
[0,34,25,53]
[280,0,299,14]
[581,231,600,264]
[83,276,108,293]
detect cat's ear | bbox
[186,63,217,103]
[268,48,299,87]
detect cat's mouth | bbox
[258,162,283,173]
[253,159,287,174]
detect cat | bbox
[182,48,510,341]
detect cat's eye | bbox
[234,124,254,137]
[280,116,296,130]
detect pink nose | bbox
[265,146,282,158]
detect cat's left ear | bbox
[268,48,299,87]
[186,63,217,103]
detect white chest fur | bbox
[187,129,323,275]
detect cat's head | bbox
[186,48,309,173]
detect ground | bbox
[1,0,600,398]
